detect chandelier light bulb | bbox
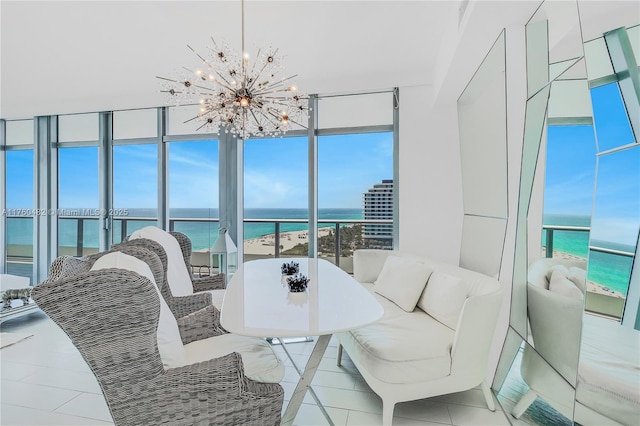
[156,0,308,137]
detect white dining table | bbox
[221,257,383,426]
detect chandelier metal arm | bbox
[157,0,307,137]
[255,107,284,129]
[254,74,298,94]
[186,44,241,91]
[249,47,262,76]
[246,47,280,92]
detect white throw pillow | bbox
[546,264,569,287]
[374,256,433,312]
[549,269,584,300]
[91,251,187,369]
[418,271,469,330]
[568,266,587,293]
[130,226,194,297]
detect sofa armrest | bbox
[353,249,396,283]
[450,289,502,380]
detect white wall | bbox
[398,84,463,265]
[397,6,532,383]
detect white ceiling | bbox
[1,1,637,120]
[0,0,458,119]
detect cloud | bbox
[244,171,304,208]
[590,217,640,247]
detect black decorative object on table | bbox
[281,261,300,275]
[286,274,309,293]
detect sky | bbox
[5,132,393,211]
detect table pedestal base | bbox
[280,334,334,426]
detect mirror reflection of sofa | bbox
[513,258,640,425]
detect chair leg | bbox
[481,380,496,411]
[511,389,538,419]
[382,400,396,425]
[336,344,343,366]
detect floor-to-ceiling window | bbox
[168,139,219,267]
[112,109,159,243]
[1,91,398,282]
[4,120,34,280]
[316,91,396,272]
[57,113,100,256]
[243,135,308,261]
[165,105,220,272]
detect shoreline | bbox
[240,227,334,256]
[541,247,625,299]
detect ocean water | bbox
[7,211,634,296]
[6,207,363,254]
[543,214,635,296]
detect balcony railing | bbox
[5,215,392,276]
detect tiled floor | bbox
[1,310,510,426]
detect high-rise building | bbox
[362,179,393,244]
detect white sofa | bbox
[336,249,503,425]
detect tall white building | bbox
[363,179,393,244]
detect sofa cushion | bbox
[340,283,454,384]
[130,226,194,297]
[91,251,187,369]
[549,269,583,300]
[374,256,433,312]
[417,271,470,330]
[568,267,587,293]
[184,334,285,383]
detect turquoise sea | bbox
[7,210,634,296]
[6,206,362,253]
[543,214,635,296]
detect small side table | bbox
[1,274,37,323]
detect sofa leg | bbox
[337,344,343,367]
[382,401,396,425]
[481,380,496,411]
[511,389,537,419]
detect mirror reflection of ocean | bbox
[543,214,634,296]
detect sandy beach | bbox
[243,227,334,256]
[541,247,625,299]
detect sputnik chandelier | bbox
[157,0,308,138]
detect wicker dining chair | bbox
[32,251,284,426]
[111,238,215,320]
[169,231,226,291]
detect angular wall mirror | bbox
[458,31,508,278]
[499,0,640,424]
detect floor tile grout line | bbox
[50,390,87,413]
[2,401,114,424]
[3,374,103,395]
[0,359,92,375]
